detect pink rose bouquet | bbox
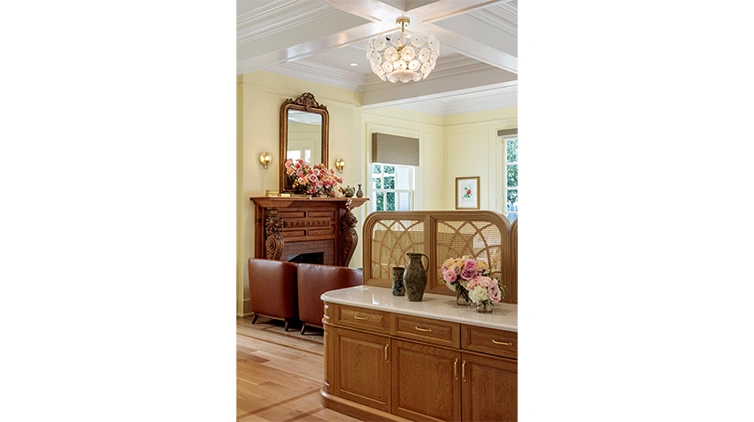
[440,256,494,303]
[284,159,343,196]
[466,275,505,308]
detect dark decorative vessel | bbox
[403,253,429,301]
[391,266,405,296]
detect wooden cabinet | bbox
[391,339,461,421]
[462,353,518,422]
[322,302,518,421]
[331,327,391,412]
[462,324,518,360]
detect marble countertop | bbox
[321,285,517,332]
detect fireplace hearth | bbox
[287,252,325,265]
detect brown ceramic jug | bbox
[403,253,429,301]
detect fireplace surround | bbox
[250,197,369,267]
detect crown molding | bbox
[395,82,517,116]
[264,59,367,92]
[237,2,336,44]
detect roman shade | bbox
[497,129,518,137]
[372,133,420,166]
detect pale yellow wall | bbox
[444,107,518,212]
[237,71,365,315]
[237,71,517,316]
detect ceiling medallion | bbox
[366,16,440,83]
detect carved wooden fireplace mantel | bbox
[250,197,369,267]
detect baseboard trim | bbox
[320,388,410,422]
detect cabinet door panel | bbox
[462,353,517,421]
[333,328,391,412]
[392,340,461,421]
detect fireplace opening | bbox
[287,252,325,265]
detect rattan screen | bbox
[362,211,516,304]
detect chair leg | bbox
[300,324,307,335]
[284,320,290,332]
[251,314,259,324]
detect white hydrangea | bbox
[468,285,488,304]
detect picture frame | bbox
[455,176,480,209]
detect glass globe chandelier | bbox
[366,16,440,83]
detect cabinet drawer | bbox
[332,304,389,333]
[461,325,517,360]
[391,314,460,348]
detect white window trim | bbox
[503,135,518,221]
[371,163,415,212]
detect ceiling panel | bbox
[237,0,518,115]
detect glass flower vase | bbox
[456,289,471,306]
[475,301,494,313]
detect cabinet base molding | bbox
[320,388,411,422]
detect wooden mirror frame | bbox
[279,92,329,193]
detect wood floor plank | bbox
[237,328,324,355]
[236,316,363,421]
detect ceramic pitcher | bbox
[403,253,429,301]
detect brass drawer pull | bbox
[453,358,459,380]
[415,326,432,333]
[354,315,368,321]
[384,344,389,362]
[461,360,467,382]
[492,339,513,346]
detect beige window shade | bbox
[498,129,518,137]
[372,133,420,166]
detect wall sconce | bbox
[259,152,272,169]
[335,158,345,173]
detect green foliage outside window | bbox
[386,192,395,210]
[506,139,518,162]
[507,164,517,188]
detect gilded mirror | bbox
[280,92,329,192]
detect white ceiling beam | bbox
[362,65,515,107]
[316,0,403,22]
[407,0,508,23]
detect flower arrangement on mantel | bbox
[441,256,505,310]
[284,159,343,197]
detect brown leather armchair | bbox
[296,263,363,334]
[247,258,299,331]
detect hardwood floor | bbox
[237,316,363,422]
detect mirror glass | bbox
[280,93,329,192]
[286,110,322,165]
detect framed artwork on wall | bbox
[455,176,480,209]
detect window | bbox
[504,137,518,221]
[371,164,414,211]
[286,149,311,163]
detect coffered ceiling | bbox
[237,0,517,115]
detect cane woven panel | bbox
[362,211,516,304]
[370,218,425,281]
